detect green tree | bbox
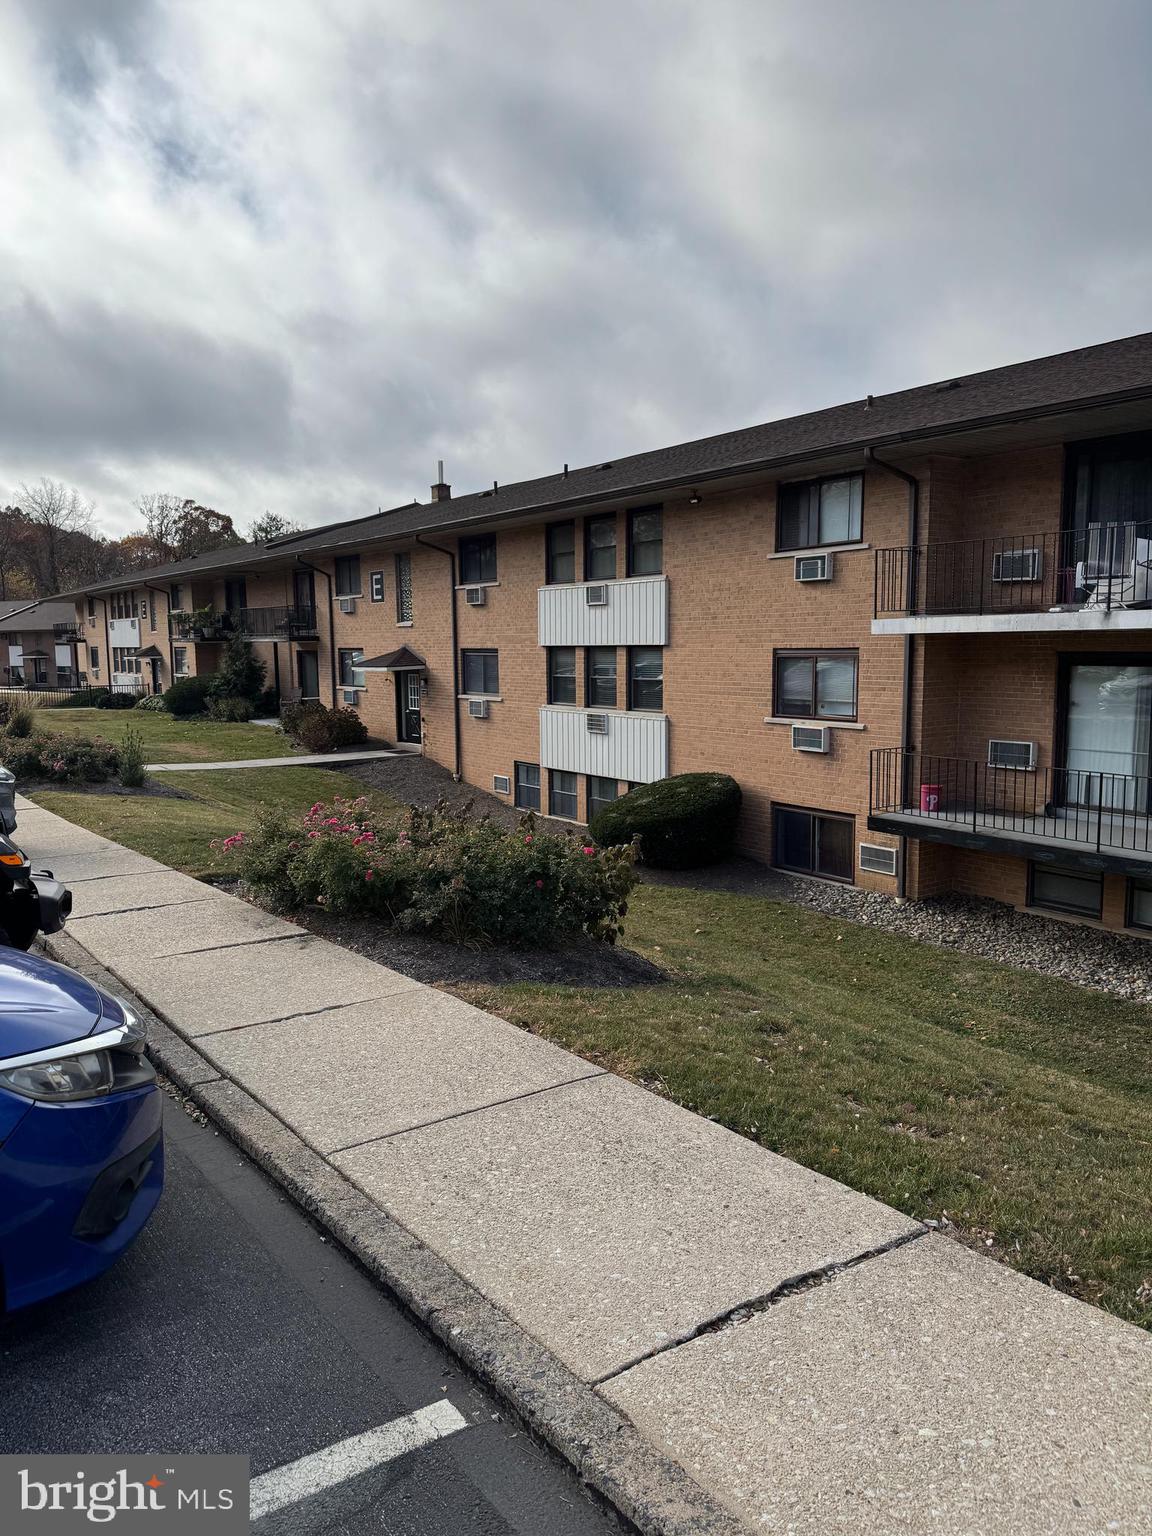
[208,634,266,704]
[248,511,302,543]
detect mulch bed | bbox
[19,777,195,800]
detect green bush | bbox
[98,690,139,710]
[589,773,742,868]
[135,693,169,712]
[53,688,109,708]
[208,635,266,705]
[219,798,637,948]
[163,675,213,717]
[281,700,367,752]
[119,726,146,787]
[0,731,120,783]
[205,695,255,722]
[5,700,39,739]
[255,687,280,716]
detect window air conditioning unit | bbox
[492,774,511,795]
[468,698,490,719]
[586,712,609,735]
[791,724,830,753]
[464,586,487,606]
[987,738,1036,770]
[338,597,357,614]
[585,584,609,606]
[342,689,358,705]
[859,843,898,876]
[991,548,1042,582]
[794,553,833,583]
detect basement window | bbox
[1028,862,1103,920]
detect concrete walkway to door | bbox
[145,749,400,772]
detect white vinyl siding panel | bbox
[540,706,667,783]
[538,575,668,647]
[108,617,141,647]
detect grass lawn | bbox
[453,883,1152,1330]
[30,706,298,764]
[31,767,398,879]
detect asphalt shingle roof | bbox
[57,329,1152,593]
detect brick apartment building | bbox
[63,331,1152,933]
[0,599,85,689]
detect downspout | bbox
[99,596,112,690]
[144,582,174,692]
[864,447,919,901]
[414,535,462,780]
[294,558,336,703]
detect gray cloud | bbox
[0,0,1150,536]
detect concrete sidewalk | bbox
[145,748,399,771]
[18,794,1152,1535]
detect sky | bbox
[1,0,1150,539]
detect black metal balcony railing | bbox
[874,521,1152,619]
[870,748,1152,859]
[53,622,83,641]
[168,605,318,642]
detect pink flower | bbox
[288,841,299,850]
[523,834,533,844]
[364,869,375,882]
[309,803,323,816]
[535,879,544,889]
[582,845,595,855]
[308,830,320,838]
[326,817,341,826]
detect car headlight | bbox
[0,1023,155,1102]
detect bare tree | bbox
[17,478,95,594]
[0,506,35,601]
[134,492,186,562]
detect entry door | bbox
[1064,662,1152,811]
[293,569,315,612]
[224,578,248,612]
[397,673,422,743]
[148,657,161,694]
[297,650,320,700]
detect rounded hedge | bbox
[589,773,742,868]
[162,675,214,717]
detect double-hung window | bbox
[172,647,188,677]
[335,555,361,596]
[395,553,413,621]
[462,649,499,696]
[545,522,576,584]
[627,507,663,575]
[88,646,100,672]
[588,776,619,820]
[586,647,617,707]
[774,650,858,720]
[549,770,579,820]
[460,535,497,585]
[627,647,663,711]
[584,515,617,580]
[339,648,366,689]
[514,762,541,811]
[776,474,862,550]
[547,647,577,705]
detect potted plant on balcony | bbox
[188,605,218,641]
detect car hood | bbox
[0,949,110,1058]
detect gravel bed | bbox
[338,753,1152,1004]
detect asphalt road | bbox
[0,1093,625,1536]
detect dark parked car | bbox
[0,949,164,1309]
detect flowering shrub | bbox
[217,797,637,948]
[0,730,121,783]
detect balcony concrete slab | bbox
[68,896,302,961]
[601,1233,1152,1535]
[200,990,603,1152]
[111,934,421,1035]
[67,869,223,919]
[333,1073,921,1383]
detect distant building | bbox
[0,599,84,690]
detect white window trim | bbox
[763,717,866,730]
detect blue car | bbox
[0,950,163,1310]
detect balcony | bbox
[538,575,668,647]
[540,706,668,782]
[873,522,1152,635]
[53,622,83,641]
[169,605,319,642]
[869,748,1152,875]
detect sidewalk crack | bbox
[591,1225,929,1386]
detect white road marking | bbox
[250,1399,469,1520]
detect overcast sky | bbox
[1,0,1150,538]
